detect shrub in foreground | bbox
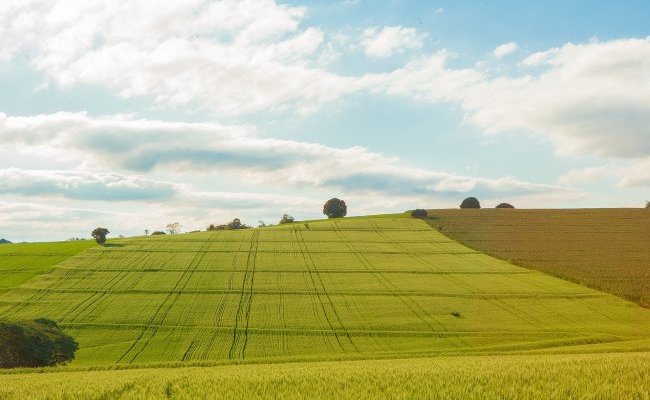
[0,319,77,368]
[460,197,481,209]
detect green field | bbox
[1,214,649,397]
[0,241,95,294]
[425,208,650,307]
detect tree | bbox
[144,229,149,235]
[646,200,650,208]
[323,198,347,218]
[227,218,244,229]
[151,231,166,235]
[0,319,78,368]
[279,214,295,224]
[258,221,266,227]
[459,197,481,209]
[91,227,109,244]
[411,209,428,218]
[496,203,515,209]
[166,222,181,234]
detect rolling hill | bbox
[0,214,648,367]
[1,213,649,398]
[0,241,95,295]
[425,208,650,307]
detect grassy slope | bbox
[0,241,95,294]
[0,214,648,368]
[425,208,650,307]
[1,352,649,399]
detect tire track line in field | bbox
[297,226,356,352]
[228,230,259,359]
[118,240,210,363]
[201,231,249,360]
[240,230,260,359]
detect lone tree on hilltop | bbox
[91,227,109,244]
[279,214,295,224]
[496,203,515,209]
[227,218,248,230]
[460,197,481,209]
[411,209,428,218]
[323,198,347,218]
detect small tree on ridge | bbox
[279,214,295,224]
[460,197,481,209]
[91,227,109,244]
[323,198,347,219]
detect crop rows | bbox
[1,352,649,399]
[0,215,649,366]
[426,208,650,307]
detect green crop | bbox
[0,214,649,398]
[1,352,648,399]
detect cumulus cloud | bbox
[0,0,364,116]
[0,168,177,201]
[361,26,427,58]
[0,112,576,201]
[493,42,518,58]
[377,38,650,160]
[558,158,650,188]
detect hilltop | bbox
[0,239,11,244]
[425,208,650,307]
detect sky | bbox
[1,0,649,241]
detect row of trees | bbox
[89,198,350,243]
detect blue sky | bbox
[0,0,649,241]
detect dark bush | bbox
[151,231,166,235]
[208,219,250,231]
[323,198,347,219]
[0,319,77,368]
[451,311,461,318]
[279,214,295,224]
[495,203,515,209]
[646,200,650,208]
[91,227,109,244]
[459,197,481,209]
[411,209,428,218]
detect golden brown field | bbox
[425,208,650,307]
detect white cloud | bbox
[0,0,364,116]
[366,51,483,103]
[379,38,650,160]
[361,26,426,58]
[493,42,518,58]
[558,158,650,188]
[0,168,178,201]
[0,112,576,201]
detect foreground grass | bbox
[0,352,648,399]
[0,241,95,294]
[426,208,650,307]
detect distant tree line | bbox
[0,319,77,368]
[207,218,250,231]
